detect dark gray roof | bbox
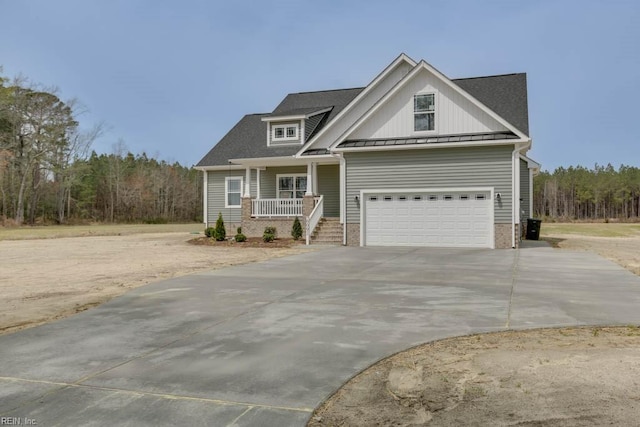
[336,132,518,149]
[197,88,363,167]
[453,73,529,136]
[263,106,332,118]
[197,73,529,167]
[272,88,364,123]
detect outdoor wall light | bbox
[355,195,359,202]
[496,193,502,201]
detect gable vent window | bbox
[414,93,435,132]
[272,124,299,142]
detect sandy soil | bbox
[548,234,640,276]
[309,326,640,426]
[0,232,315,335]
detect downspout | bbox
[331,153,347,245]
[203,170,208,226]
[512,139,532,248]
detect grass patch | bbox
[0,223,203,241]
[541,223,640,238]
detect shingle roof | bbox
[197,88,363,166]
[453,73,529,136]
[263,106,332,118]
[197,72,529,167]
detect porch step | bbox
[310,217,342,244]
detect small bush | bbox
[235,227,247,242]
[263,226,276,243]
[214,213,226,241]
[204,227,215,238]
[291,217,303,240]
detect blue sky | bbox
[1,0,638,171]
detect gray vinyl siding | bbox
[520,158,530,220]
[304,114,325,141]
[260,166,306,198]
[318,164,340,217]
[345,145,514,224]
[207,170,257,224]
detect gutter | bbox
[512,139,532,248]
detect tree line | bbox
[533,164,640,221]
[1,71,201,225]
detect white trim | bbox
[203,170,208,225]
[194,165,246,171]
[261,107,333,122]
[224,176,243,209]
[276,173,307,199]
[228,156,338,167]
[338,154,346,227]
[329,60,527,151]
[271,123,299,142]
[359,187,495,248]
[306,163,313,196]
[312,162,318,194]
[296,53,417,156]
[256,168,261,199]
[244,167,251,198]
[333,138,528,153]
[413,92,437,133]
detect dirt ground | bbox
[547,234,640,276]
[0,232,315,335]
[309,327,640,426]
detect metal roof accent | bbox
[336,132,519,149]
[301,148,331,156]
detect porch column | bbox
[256,168,261,199]
[244,167,251,198]
[312,162,318,195]
[305,162,313,196]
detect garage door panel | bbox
[364,191,492,248]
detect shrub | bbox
[214,213,226,241]
[204,227,215,238]
[291,217,303,240]
[235,227,247,242]
[263,226,276,243]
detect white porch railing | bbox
[252,198,303,217]
[306,195,324,245]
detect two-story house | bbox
[196,53,539,248]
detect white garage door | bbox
[363,190,493,248]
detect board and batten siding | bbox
[344,145,514,224]
[349,69,508,140]
[317,164,340,217]
[520,158,530,220]
[207,170,257,224]
[311,62,414,150]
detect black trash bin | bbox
[526,218,542,240]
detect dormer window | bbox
[272,124,299,141]
[414,93,435,132]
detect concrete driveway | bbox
[2,244,640,426]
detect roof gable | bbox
[331,60,528,149]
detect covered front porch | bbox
[233,156,343,244]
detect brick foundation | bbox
[345,223,360,246]
[241,217,301,238]
[494,223,514,249]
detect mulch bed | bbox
[188,236,304,248]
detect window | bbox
[369,196,378,201]
[443,195,453,201]
[272,124,299,142]
[414,93,435,131]
[225,177,242,208]
[413,195,422,201]
[460,195,469,200]
[476,194,486,200]
[428,195,438,201]
[398,196,407,201]
[277,174,307,199]
[383,196,393,201]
